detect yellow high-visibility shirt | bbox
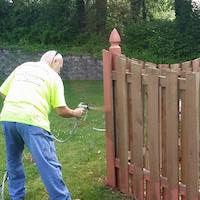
[0,61,66,132]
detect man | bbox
[0,50,85,200]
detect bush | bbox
[124,19,200,63]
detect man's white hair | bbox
[40,50,63,68]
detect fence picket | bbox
[180,88,186,200]
[130,61,144,199]
[192,58,200,72]
[115,56,129,194]
[147,67,161,200]
[103,49,116,187]
[181,61,192,78]
[113,54,120,188]
[165,71,179,200]
[181,61,192,72]
[158,65,169,199]
[161,82,167,199]
[184,72,200,200]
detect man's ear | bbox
[53,57,60,67]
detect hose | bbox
[52,109,88,143]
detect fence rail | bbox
[103,29,200,200]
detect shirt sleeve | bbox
[51,75,67,108]
[0,70,15,96]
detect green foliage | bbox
[0,0,107,44]
[106,0,131,33]
[130,0,146,21]
[95,0,107,35]
[124,17,200,63]
[71,0,86,34]
[1,0,200,63]
[147,0,175,20]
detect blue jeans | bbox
[2,121,71,200]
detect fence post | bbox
[103,28,121,187]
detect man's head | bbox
[40,50,63,73]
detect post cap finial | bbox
[109,28,121,44]
[109,28,121,55]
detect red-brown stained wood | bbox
[158,65,168,192]
[161,86,167,199]
[192,58,200,72]
[130,60,144,199]
[181,61,192,78]
[132,58,145,68]
[143,83,149,171]
[146,180,151,200]
[143,63,154,174]
[108,28,122,188]
[181,61,192,71]
[165,71,179,200]
[104,28,200,200]
[158,64,170,69]
[127,59,132,158]
[109,28,121,55]
[170,63,181,75]
[126,59,133,196]
[103,49,116,187]
[145,61,157,69]
[115,56,129,194]
[113,54,120,187]
[147,67,161,200]
[158,64,170,76]
[184,72,199,200]
[180,88,187,189]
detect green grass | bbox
[0,81,131,200]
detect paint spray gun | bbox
[78,102,105,132]
[78,102,89,111]
[78,102,103,112]
[52,102,89,143]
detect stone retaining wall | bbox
[0,49,103,80]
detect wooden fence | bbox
[103,28,200,200]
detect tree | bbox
[74,0,86,32]
[130,0,142,21]
[95,0,107,35]
[130,0,147,21]
[0,0,10,36]
[175,0,193,30]
[175,0,193,19]
[106,0,131,32]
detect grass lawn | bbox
[0,80,131,200]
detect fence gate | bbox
[103,29,200,200]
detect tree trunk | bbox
[95,0,107,36]
[175,0,193,30]
[175,0,193,19]
[76,0,85,31]
[142,0,147,21]
[175,0,184,18]
[130,0,142,21]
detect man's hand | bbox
[55,106,86,118]
[73,107,86,118]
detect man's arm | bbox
[55,106,85,118]
[0,70,15,98]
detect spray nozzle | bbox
[78,102,89,110]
